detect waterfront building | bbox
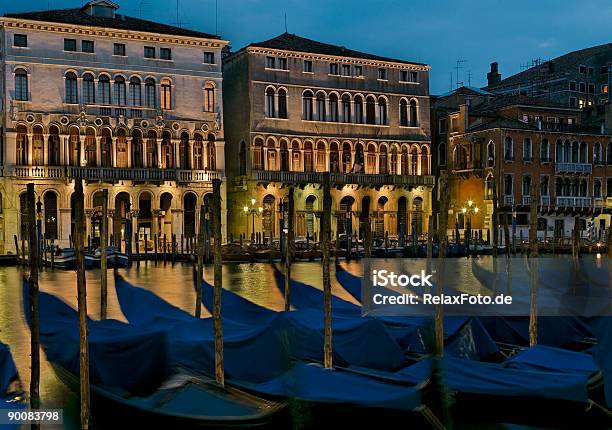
[0,0,228,252]
[432,89,612,242]
[222,33,434,243]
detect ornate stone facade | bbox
[0,1,228,252]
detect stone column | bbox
[152,209,160,238]
[27,133,33,165]
[126,137,132,167]
[60,134,67,166]
[79,135,86,167]
[112,137,117,167]
[43,133,49,166]
[85,209,94,244]
[172,139,179,169]
[131,210,139,241]
[156,138,163,169]
[142,139,148,168]
[96,136,102,167]
[189,140,194,171]
[107,209,115,245]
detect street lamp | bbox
[461,200,479,254]
[244,199,264,243]
[243,205,249,239]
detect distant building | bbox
[485,43,612,112]
[0,0,228,252]
[432,88,612,243]
[222,33,434,243]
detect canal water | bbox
[0,257,601,428]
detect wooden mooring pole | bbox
[100,189,108,320]
[212,179,225,386]
[26,184,40,424]
[74,179,90,429]
[284,187,294,311]
[528,183,538,346]
[195,204,205,318]
[322,176,333,369]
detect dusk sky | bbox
[4,0,612,94]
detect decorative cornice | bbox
[0,17,229,48]
[244,46,429,71]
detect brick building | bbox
[432,90,612,242]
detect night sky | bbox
[4,0,612,94]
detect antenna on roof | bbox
[454,59,466,89]
[284,13,288,33]
[132,1,151,19]
[467,70,472,87]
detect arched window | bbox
[316,92,326,121]
[401,146,408,174]
[330,142,340,172]
[540,176,549,197]
[183,193,197,238]
[278,88,287,119]
[354,143,364,172]
[279,140,289,171]
[82,73,95,104]
[564,140,571,162]
[32,126,44,166]
[146,131,157,167]
[329,93,339,122]
[354,95,364,124]
[207,134,216,170]
[607,143,612,164]
[316,141,326,172]
[522,176,531,196]
[365,96,376,124]
[303,141,313,172]
[579,142,587,163]
[16,125,28,165]
[204,82,215,113]
[98,75,111,105]
[132,130,143,168]
[608,178,612,197]
[555,140,563,163]
[162,131,173,169]
[594,142,602,164]
[594,179,602,198]
[84,128,96,166]
[302,90,313,120]
[540,138,549,162]
[409,99,418,127]
[239,141,247,175]
[129,77,141,106]
[101,129,112,167]
[504,136,514,160]
[179,132,190,169]
[411,146,419,175]
[504,175,513,196]
[485,174,494,199]
[291,141,301,171]
[44,192,58,240]
[366,144,377,174]
[267,140,277,171]
[145,78,156,108]
[48,126,60,166]
[65,72,78,103]
[252,138,263,170]
[342,142,351,172]
[379,145,388,174]
[522,138,532,161]
[265,87,275,118]
[69,128,80,166]
[421,146,429,175]
[571,141,579,163]
[114,76,126,106]
[193,134,204,169]
[487,141,495,167]
[390,146,398,174]
[377,97,387,125]
[116,129,127,168]
[399,99,408,126]
[341,94,351,122]
[160,78,171,110]
[15,69,28,101]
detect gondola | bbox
[0,341,27,430]
[22,280,286,428]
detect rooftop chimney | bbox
[487,62,501,86]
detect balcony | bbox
[6,165,220,183]
[250,170,435,187]
[521,196,531,205]
[555,197,592,208]
[541,122,604,135]
[540,196,551,206]
[503,195,514,206]
[555,163,592,174]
